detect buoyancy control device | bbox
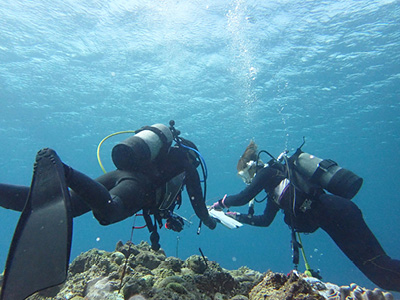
[112,123,173,171]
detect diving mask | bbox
[238,160,257,184]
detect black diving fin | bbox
[1,148,73,300]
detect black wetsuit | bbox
[224,165,400,292]
[0,145,216,229]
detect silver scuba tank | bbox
[112,123,173,171]
[294,152,363,199]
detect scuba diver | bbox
[211,140,400,292]
[0,120,216,300]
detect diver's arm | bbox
[184,161,216,229]
[235,199,279,227]
[224,166,284,207]
[0,183,30,211]
[0,171,110,217]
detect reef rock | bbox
[10,241,394,300]
[249,270,395,300]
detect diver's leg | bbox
[91,177,150,225]
[63,167,116,222]
[64,167,149,225]
[0,178,96,218]
[317,194,400,291]
[64,166,112,207]
[0,184,30,211]
[67,191,92,217]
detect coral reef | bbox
[302,275,395,300]
[24,241,263,300]
[249,270,395,300]
[1,241,394,300]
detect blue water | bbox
[1,0,399,295]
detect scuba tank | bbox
[112,123,173,171]
[292,151,363,199]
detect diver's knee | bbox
[335,195,362,216]
[347,200,362,216]
[93,195,129,225]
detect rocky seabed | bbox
[3,241,394,300]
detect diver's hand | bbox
[203,216,217,230]
[210,200,224,211]
[210,194,228,211]
[225,211,240,221]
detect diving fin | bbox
[1,148,73,300]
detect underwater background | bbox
[0,0,399,295]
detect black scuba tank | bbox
[293,152,363,199]
[112,123,173,171]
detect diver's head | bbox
[237,140,263,184]
[179,137,200,168]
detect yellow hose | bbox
[96,130,136,173]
